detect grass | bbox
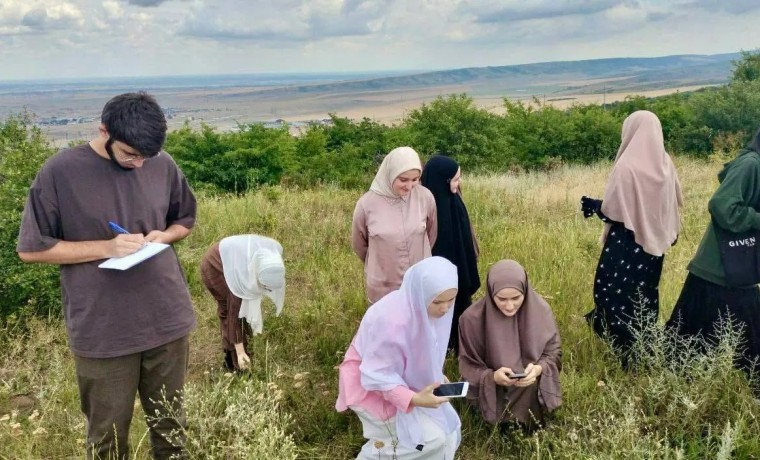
[2,155,760,459]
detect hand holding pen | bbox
[107,221,146,257]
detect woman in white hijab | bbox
[336,256,461,459]
[352,146,438,304]
[200,234,285,371]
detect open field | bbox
[1,51,736,145]
[2,156,760,459]
[3,81,719,147]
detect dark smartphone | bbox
[432,382,469,397]
[509,372,527,379]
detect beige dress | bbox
[352,186,437,303]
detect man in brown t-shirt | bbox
[17,92,196,460]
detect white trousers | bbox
[351,407,458,459]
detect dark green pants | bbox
[74,335,190,460]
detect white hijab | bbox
[369,146,423,198]
[219,235,285,335]
[354,256,461,450]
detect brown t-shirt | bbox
[17,143,197,358]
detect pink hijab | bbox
[354,256,461,449]
[601,110,683,256]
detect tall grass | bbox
[2,156,760,459]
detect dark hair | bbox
[101,92,167,157]
[749,127,760,154]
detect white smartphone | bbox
[433,381,469,398]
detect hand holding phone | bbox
[432,381,469,398]
[413,382,456,408]
[494,367,517,386]
[513,363,543,387]
[508,371,527,379]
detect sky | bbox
[1,0,759,81]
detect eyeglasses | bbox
[117,149,147,163]
[106,138,147,164]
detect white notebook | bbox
[98,242,170,270]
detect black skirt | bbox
[585,223,665,364]
[449,290,472,355]
[666,273,760,378]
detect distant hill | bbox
[232,52,740,99]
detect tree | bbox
[731,50,760,83]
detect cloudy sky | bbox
[1,0,758,81]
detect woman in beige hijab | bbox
[458,260,562,432]
[581,110,683,369]
[352,146,438,304]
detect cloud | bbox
[178,0,387,43]
[103,0,124,19]
[15,3,84,31]
[686,0,760,14]
[467,0,622,24]
[21,8,47,29]
[180,20,310,42]
[125,0,173,6]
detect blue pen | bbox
[108,221,131,235]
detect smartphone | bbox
[508,372,527,379]
[433,382,469,398]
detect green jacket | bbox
[688,149,760,286]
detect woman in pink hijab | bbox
[581,110,683,369]
[352,147,438,304]
[458,260,562,432]
[336,256,461,459]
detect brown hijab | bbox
[601,110,683,256]
[458,260,562,424]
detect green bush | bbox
[165,122,295,193]
[498,99,622,168]
[287,115,411,189]
[405,94,508,170]
[0,113,59,319]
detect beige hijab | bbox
[458,260,562,424]
[369,146,422,198]
[601,110,683,256]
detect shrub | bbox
[0,113,59,319]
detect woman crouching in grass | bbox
[336,257,461,459]
[458,260,562,433]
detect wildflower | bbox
[374,440,385,449]
[597,380,606,388]
[224,372,233,378]
[32,427,48,436]
[293,381,305,389]
[0,414,9,422]
[294,372,309,381]
[29,410,39,421]
[268,382,279,391]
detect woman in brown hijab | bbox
[458,260,562,431]
[581,110,683,369]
